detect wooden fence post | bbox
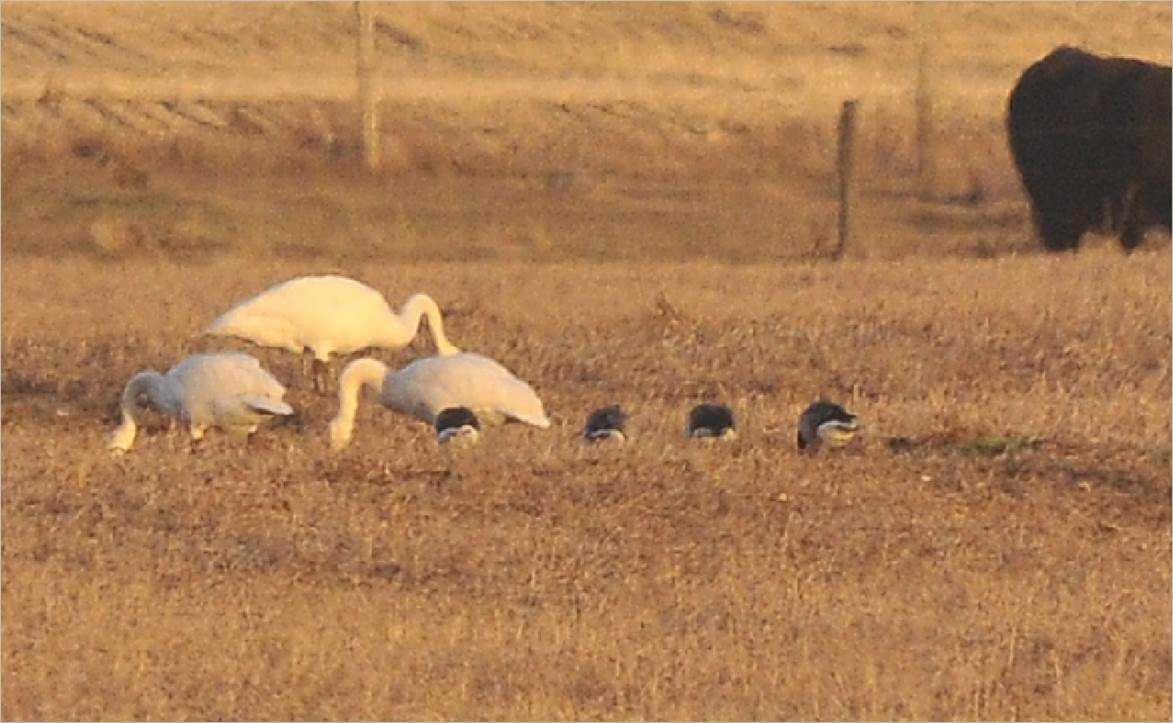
[355,1,379,171]
[915,21,934,197]
[833,99,858,261]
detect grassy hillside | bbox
[2,2,1170,260]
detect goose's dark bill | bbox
[435,406,481,446]
[797,400,858,450]
[583,405,628,443]
[688,403,736,440]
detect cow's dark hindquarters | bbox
[1006,47,1171,252]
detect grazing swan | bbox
[435,406,481,447]
[328,353,550,450]
[110,352,294,452]
[582,405,628,443]
[797,400,859,451]
[687,403,736,440]
[205,275,461,391]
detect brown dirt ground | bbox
[2,3,1171,721]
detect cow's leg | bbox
[1121,182,1172,252]
[1120,218,1146,252]
[1116,184,1144,252]
[1035,212,1084,252]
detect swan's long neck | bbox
[398,293,461,356]
[110,371,167,451]
[328,358,389,450]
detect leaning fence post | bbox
[833,99,858,261]
[355,1,380,171]
[915,10,934,197]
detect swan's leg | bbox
[186,426,206,454]
[310,356,322,394]
[301,350,316,391]
[162,415,185,452]
[313,358,331,395]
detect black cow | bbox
[1006,46,1171,251]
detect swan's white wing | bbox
[213,276,389,321]
[206,307,306,353]
[169,353,292,430]
[206,276,398,357]
[482,375,550,428]
[392,353,548,428]
[463,354,549,426]
[241,396,294,416]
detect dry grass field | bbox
[2,3,1171,722]
[3,3,1170,261]
[3,253,1171,720]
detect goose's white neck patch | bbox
[585,428,626,443]
[438,425,480,445]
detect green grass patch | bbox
[958,435,1042,457]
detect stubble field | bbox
[2,3,1172,721]
[4,252,1171,720]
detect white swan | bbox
[110,352,294,452]
[205,275,461,391]
[328,353,550,450]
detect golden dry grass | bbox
[2,251,1171,720]
[3,3,1172,721]
[2,3,1170,261]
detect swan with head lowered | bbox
[205,275,461,392]
[327,353,550,450]
[109,352,294,452]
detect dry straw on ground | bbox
[3,253,1170,720]
[2,3,1171,721]
[3,3,1170,261]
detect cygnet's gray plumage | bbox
[110,352,294,452]
[687,403,736,440]
[797,400,858,451]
